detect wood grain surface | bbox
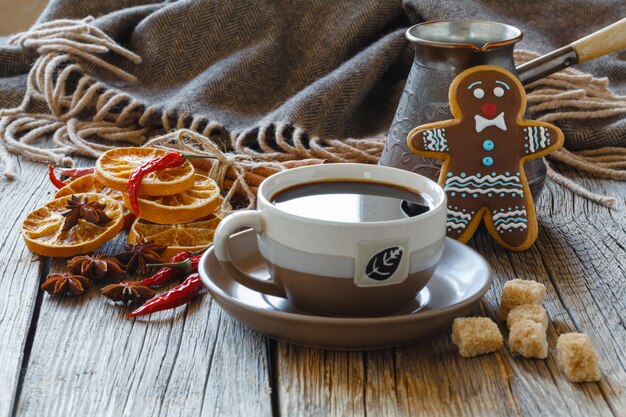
[0,159,624,417]
[0,159,54,417]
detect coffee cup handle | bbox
[214,210,287,298]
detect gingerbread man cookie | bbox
[407,65,564,251]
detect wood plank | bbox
[533,167,626,415]
[10,160,273,416]
[391,337,521,416]
[14,240,273,417]
[0,159,56,417]
[276,344,366,417]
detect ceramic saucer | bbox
[198,230,492,351]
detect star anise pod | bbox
[101,281,156,304]
[67,254,125,281]
[61,195,113,231]
[114,234,167,275]
[41,273,91,296]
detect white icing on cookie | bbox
[475,112,507,133]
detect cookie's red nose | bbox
[481,103,497,118]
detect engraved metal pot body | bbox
[379,21,547,199]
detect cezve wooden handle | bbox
[571,17,626,63]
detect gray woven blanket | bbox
[0,0,624,167]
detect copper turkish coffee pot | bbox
[380,19,626,199]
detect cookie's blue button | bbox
[482,156,494,167]
[483,140,494,151]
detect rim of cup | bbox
[256,163,447,226]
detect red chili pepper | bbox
[127,152,187,217]
[136,251,193,288]
[138,250,205,288]
[127,273,204,318]
[48,164,66,189]
[57,167,95,177]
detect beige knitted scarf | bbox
[1,18,624,207]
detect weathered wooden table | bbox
[1,158,624,417]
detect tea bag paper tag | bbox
[354,238,410,287]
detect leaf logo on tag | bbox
[365,246,403,281]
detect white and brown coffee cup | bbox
[213,163,447,317]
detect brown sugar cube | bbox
[498,279,546,320]
[508,319,548,359]
[507,304,549,331]
[452,317,503,357]
[557,333,601,382]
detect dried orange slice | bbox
[55,174,119,199]
[21,193,124,257]
[95,147,195,196]
[121,174,221,224]
[54,174,135,228]
[128,215,221,262]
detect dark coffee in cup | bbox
[271,180,433,222]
